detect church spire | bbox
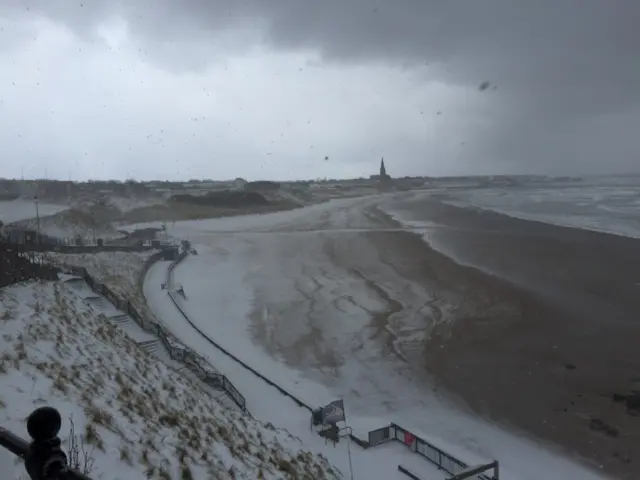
[380,157,386,177]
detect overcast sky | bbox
[0,1,638,181]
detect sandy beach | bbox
[374,195,640,479]
[158,192,638,479]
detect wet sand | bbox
[179,193,638,477]
[370,197,640,479]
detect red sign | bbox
[404,431,415,447]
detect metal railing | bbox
[164,250,251,411]
[59,247,247,413]
[368,423,498,479]
[2,228,170,253]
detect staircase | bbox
[85,296,109,309]
[138,339,160,355]
[60,274,246,414]
[64,277,85,288]
[108,313,131,325]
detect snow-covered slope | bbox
[42,251,173,338]
[0,280,341,480]
[105,196,167,213]
[10,212,125,243]
[43,251,154,299]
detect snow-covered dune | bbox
[0,280,340,479]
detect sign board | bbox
[321,399,345,424]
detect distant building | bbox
[289,182,310,191]
[244,180,280,193]
[369,158,392,185]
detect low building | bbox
[244,181,281,193]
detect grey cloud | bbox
[1,0,639,175]
[5,1,639,112]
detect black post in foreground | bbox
[0,407,93,480]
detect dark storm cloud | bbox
[2,0,639,174]
[5,0,639,113]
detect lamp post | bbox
[92,211,96,245]
[34,195,41,245]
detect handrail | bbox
[2,240,166,254]
[367,423,497,479]
[397,465,423,480]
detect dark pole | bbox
[34,195,40,244]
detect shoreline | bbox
[371,199,640,480]
[441,201,640,241]
[147,194,623,478]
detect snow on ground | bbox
[0,199,68,225]
[104,196,166,213]
[145,261,448,480]
[4,195,164,241]
[0,280,340,480]
[0,449,15,480]
[41,250,169,352]
[10,214,126,243]
[42,250,155,300]
[141,199,612,480]
[124,195,382,235]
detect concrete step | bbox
[109,314,131,324]
[174,365,191,375]
[84,295,101,301]
[85,296,108,305]
[138,339,160,355]
[63,277,247,415]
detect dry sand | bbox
[368,198,640,480]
